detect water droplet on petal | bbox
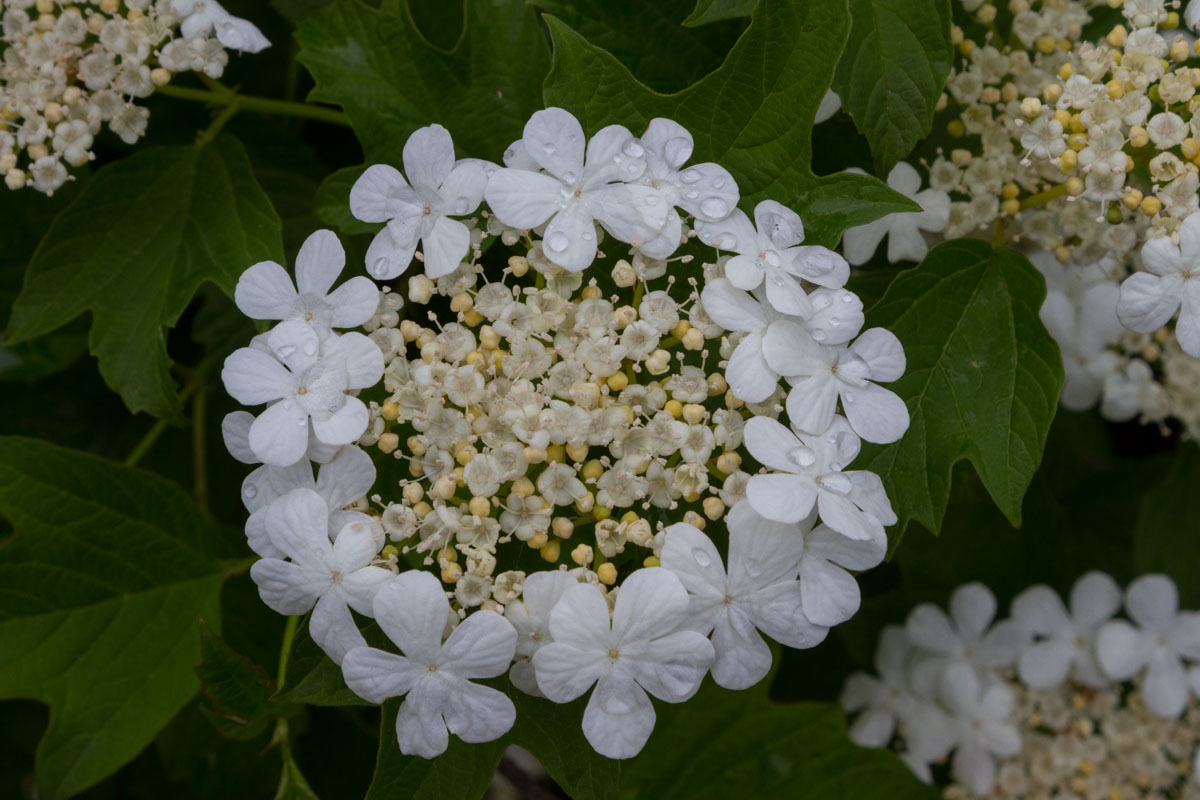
[790,446,816,468]
[568,133,580,143]
[700,197,729,218]
[562,171,577,184]
[712,176,726,189]
[303,339,318,356]
[626,163,640,175]
[642,194,660,206]
[277,344,296,358]
[243,484,258,499]
[771,274,785,286]
[504,147,516,161]
[623,140,645,158]
[371,257,389,277]
[720,235,737,250]
[602,691,633,714]
[840,294,855,304]
[454,197,470,214]
[684,189,700,201]
[281,400,293,411]
[692,548,712,567]
[297,416,309,426]
[582,230,595,242]
[546,231,570,252]
[680,168,702,184]
[843,390,856,404]
[812,329,827,342]
[829,316,840,326]
[542,141,556,155]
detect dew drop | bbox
[843,390,856,404]
[504,147,516,161]
[700,197,729,218]
[454,197,470,214]
[829,316,840,326]
[568,133,581,143]
[720,235,737,250]
[840,294,855,304]
[680,168,702,184]
[771,274,786,286]
[642,194,660,206]
[623,140,645,158]
[371,257,389,277]
[546,231,570,252]
[732,383,744,395]
[277,344,296,358]
[602,691,633,714]
[243,484,258,499]
[626,163,640,175]
[812,294,833,312]
[684,189,700,201]
[281,400,294,411]
[712,176,726,189]
[582,230,595,242]
[812,329,827,343]
[692,548,712,567]
[297,416,309,426]
[790,446,816,468]
[561,171,577,184]
[302,339,318,356]
[763,250,782,267]
[542,141,556,155]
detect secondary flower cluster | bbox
[0,0,267,194]
[221,108,911,760]
[842,573,1200,797]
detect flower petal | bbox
[843,381,909,445]
[342,646,424,703]
[531,642,605,703]
[442,678,516,743]
[582,673,656,759]
[436,161,488,215]
[248,402,311,468]
[611,567,690,643]
[621,629,714,701]
[222,347,294,405]
[700,278,767,333]
[725,334,779,404]
[484,168,563,230]
[235,261,297,320]
[1117,272,1181,334]
[340,565,393,617]
[265,487,334,564]
[1011,585,1071,635]
[310,589,367,664]
[541,200,598,272]
[660,523,726,596]
[373,571,450,664]
[751,580,829,649]
[1125,573,1178,633]
[850,328,906,382]
[523,108,586,183]
[742,415,801,472]
[1096,620,1149,679]
[222,410,258,464]
[547,582,612,652]
[403,124,456,191]
[1142,653,1189,717]
[1017,639,1074,689]
[694,208,759,255]
[707,608,773,690]
[906,604,961,657]
[753,200,805,250]
[325,276,381,329]
[395,685,450,758]
[250,558,327,615]
[950,583,997,639]
[316,445,376,509]
[421,215,471,279]
[799,556,861,627]
[440,610,518,679]
[841,218,888,266]
[674,162,738,222]
[350,164,414,223]
[295,229,345,297]
[784,374,839,437]
[311,397,369,446]
[746,474,817,524]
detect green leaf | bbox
[313,166,379,236]
[622,679,936,799]
[508,692,620,800]
[684,0,757,26]
[273,619,372,707]
[3,136,283,421]
[858,239,1064,538]
[295,0,551,163]
[536,0,745,92]
[195,621,298,741]
[364,699,507,800]
[542,0,919,246]
[1134,443,1200,607]
[0,437,226,800]
[832,0,953,174]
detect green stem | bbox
[157,83,352,128]
[195,99,240,146]
[277,615,300,687]
[1019,183,1068,210]
[123,379,201,467]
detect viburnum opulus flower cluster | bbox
[220,108,911,759]
[0,0,267,195]
[907,0,1200,438]
[843,573,1200,798]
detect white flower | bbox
[814,90,841,124]
[1096,574,1200,717]
[1117,214,1200,357]
[660,509,827,689]
[484,108,668,271]
[351,125,488,279]
[842,163,949,265]
[240,445,377,558]
[1011,571,1122,689]
[1020,115,1065,160]
[742,415,896,541]
[695,200,848,316]
[795,522,886,626]
[938,664,1021,796]
[905,582,1028,681]
[342,571,517,757]
[764,323,909,444]
[220,410,341,466]
[531,568,715,758]
[635,117,739,258]
[249,488,392,663]
[503,569,575,695]
[173,0,270,53]
[221,320,383,465]
[1147,111,1188,149]
[234,230,379,335]
[700,278,783,403]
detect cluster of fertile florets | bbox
[220,108,911,761]
[0,0,266,194]
[909,0,1200,438]
[843,573,1200,797]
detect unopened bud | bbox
[377,432,400,454]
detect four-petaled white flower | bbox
[351,125,488,280]
[660,507,827,690]
[250,488,393,663]
[1096,574,1200,717]
[905,582,1029,687]
[842,163,950,265]
[234,229,379,337]
[173,0,270,53]
[221,319,383,465]
[531,568,715,758]
[240,445,377,559]
[1010,571,1122,689]
[696,200,848,317]
[485,108,668,271]
[504,570,575,696]
[937,664,1021,796]
[795,521,886,627]
[636,118,739,258]
[743,415,896,541]
[342,571,518,757]
[764,322,909,444]
[1117,212,1200,357]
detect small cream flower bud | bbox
[151,68,171,87]
[377,432,399,454]
[402,482,424,504]
[612,259,637,287]
[551,517,574,539]
[570,544,594,566]
[702,497,726,521]
[681,328,705,350]
[408,275,435,304]
[597,563,617,585]
[5,169,25,191]
[430,475,457,500]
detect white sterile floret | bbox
[937,664,1022,795]
[235,229,379,335]
[342,571,518,758]
[503,569,575,696]
[841,626,928,746]
[660,510,826,690]
[531,568,715,758]
[695,200,849,317]
[485,107,668,271]
[173,0,270,53]
[742,415,896,541]
[239,445,377,558]
[905,582,1029,684]
[1117,213,1200,357]
[841,163,950,265]
[1010,571,1122,689]
[221,319,384,465]
[635,117,739,258]
[1096,574,1200,717]
[763,322,909,444]
[351,125,488,280]
[250,488,393,663]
